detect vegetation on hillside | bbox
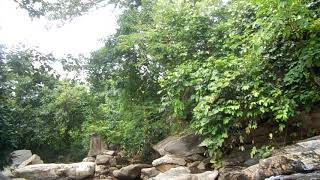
[1,0,319,168]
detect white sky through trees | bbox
[0,0,118,56]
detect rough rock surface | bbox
[218,167,245,180]
[95,155,113,165]
[113,164,152,180]
[152,166,190,180]
[82,157,95,162]
[18,154,43,169]
[266,172,320,180]
[13,162,95,180]
[152,154,187,172]
[153,133,205,158]
[141,167,160,180]
[219,136,320,180]
[95,164,110,176]
[10,150,32,168]
[152,154,186,167]
[88,134,107,157]
[152,166,218,180]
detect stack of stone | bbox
[140,133,218,180]
[87,149,151,180]
[85,150,117,179]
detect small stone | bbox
[110,158,117,167]
[109,167,118,173]
[113,164,152,180]
[96,155,112,165]
[152,155,186,172]
[152,155,186,166]
[95,165,109,176]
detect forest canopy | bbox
[1,0,319,168]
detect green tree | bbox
[35,82,91,161]
[0,47,92,166]
[13,0,142,20]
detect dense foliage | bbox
[0,48,92,166]
[1,0,319,168]
[89,0,320,161]
[158,0,320,159]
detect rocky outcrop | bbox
[18,154,43,169]
[10,134,320,180]
[142,133,211,179]
[153,133,205,160]
[13,162,95,180]
[10,150,32,168]
[219,136,320,180]
[113,164,152,180]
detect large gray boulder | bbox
[18,154,43,169]
[219,136,320,180]
[95,154,113,165]
[153,133,205,159]
[10,150,32,168]
[113,164,152,180]
[152,166,218,180]
[13,162,95,180]
[266,172,320,180]
[152,166,191,180]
